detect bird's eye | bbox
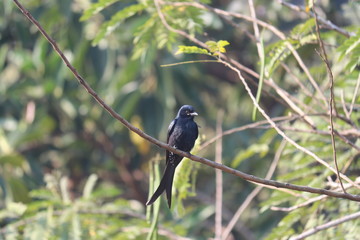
[186,110,189,115]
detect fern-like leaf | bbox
[176,45,210,55]
[80,0,120,21]
[92,4,146,45]
[337,30,360,72]
[290,18,316,39]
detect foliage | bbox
[1,173,181,239]
[1,0,360,239]
[176,45,211,55]
[175,40,229,57]
[337,29,360,72]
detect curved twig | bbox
[313,6,345,193]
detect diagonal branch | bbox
[277,0,355,38]
[289,211,360,240]
[12,0,360,202]
[162,1,328,107]
[154,0,359,189]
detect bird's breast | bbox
[170,120,198,152]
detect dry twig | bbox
[289,211,360,240]
[277,0,355,37]
[313,6,345,193]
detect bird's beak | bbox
[190,112,198,116]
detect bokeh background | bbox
[1,0,359,239]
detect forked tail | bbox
[146,163,176,208]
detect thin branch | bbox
[162,1,328,108]
[313,6,345,193]
[257,125,360,152]
[199,114,360,153]
[12,0,360,201]
[280,62,324,109]
[215,111,224,240]
[277,0,355,37]
[248,0,262,59]
[218,56,359,189]
[270,178,359,212]
[198,115,298,151]
[271,195,327,212]
[289,211,360,240]
[222,139,286,240]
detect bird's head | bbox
[177,105,198,119]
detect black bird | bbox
[146,105,199,208]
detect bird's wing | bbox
[166,118,177,164]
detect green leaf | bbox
[290,19,316,38]
[252,32,265,120]
[80,0,120,21]
[205,41,218,53]
[0,154,27,168]
[231,144,269,168]
[91,183,122,199]
[8,178,30,203]
[82,174,98,199]
[146,161,161,240]
[205,40,230,55]
[60,177,71,205]
[71,212,81,240]
[6,202,27,216]
[217,40,230,53]
[176,45,209,55]
[92,4,146,45]
[337,30,360,72]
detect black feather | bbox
[146,105,199,208]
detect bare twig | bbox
[12,0,360,201]
[248,0,262,59]
[280,62,325,110]
[218,56,359,189]
[199,114,360,153]
[277,0,355,37]
[162,1,328,108]
[271,195,327,212]
[313,6,346,193]
[221,140,286,240]
[198,115,297,151]
[289,211,360,240]
[215,111,224,240]
[271,178,360,212]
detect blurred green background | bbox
[1,0,359,239]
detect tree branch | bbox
[162,1,328,108]
[289,211,360,240]
[313,6,345,193]
[12,0,360,202]
[277,0,355,38]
